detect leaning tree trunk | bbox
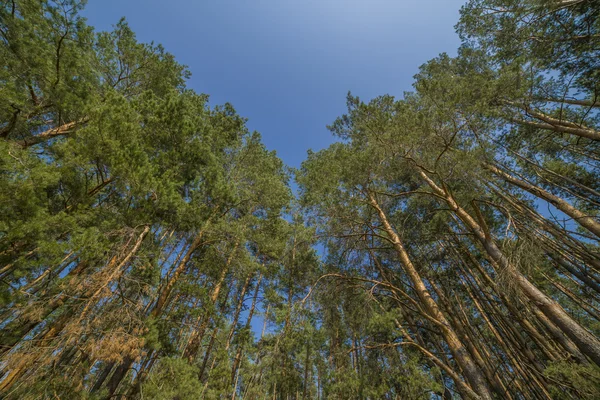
[418,169,600,367]
[367,191,492,400]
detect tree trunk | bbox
[418,169,600,366]
[367,191,492,400]
[486,163,600,238]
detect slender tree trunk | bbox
[184,241,239,362]
[549,253,600,295]
[199,326,220,380]
[431,279,508,397]
[418,169,600,366]
[0,259,89,357]
[367,191,492,400]
[90,362,115,394]
[0,226,150,394]
[486,163,600,238]
[303,342,311,399]
[103,222,211,398]
[226,271,253,351]
[231,273,263,384]
[509,103,600,141]
[152,222,211,318]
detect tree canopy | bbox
[1,0,599,399]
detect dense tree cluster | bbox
[0,0,599,399]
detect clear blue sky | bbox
[82,0,466,169]
[82,0,468,337]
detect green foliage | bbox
[142,357,203,400]
[1,0,599,399]
[545,361,600,399]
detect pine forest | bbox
[1,0,600,398]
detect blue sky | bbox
[82,0,469,336]
[83,0,466,169]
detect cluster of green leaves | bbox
[2,0,600,399]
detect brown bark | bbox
[367,191,492,400]
[458,268,551,397]
[0,226,150,394]
[432,280,509,397]
[508,103,600,141]
[549,253,600,296]
[198,326,220,380]
[17,118,89,148]
[386,312,483,400]
[303,342,311,399]
[152,222,211,318]
[183,241,238,362]
[486,163,600,238]
[488,183,600,272]
[230,273,263,384]
[103,222,212,398]
[540,97,600,108]
[449,237,561,365]
[226,272,253,351]
[0,309,72,391]
[90,362,115,394]
[418,169,600,366]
